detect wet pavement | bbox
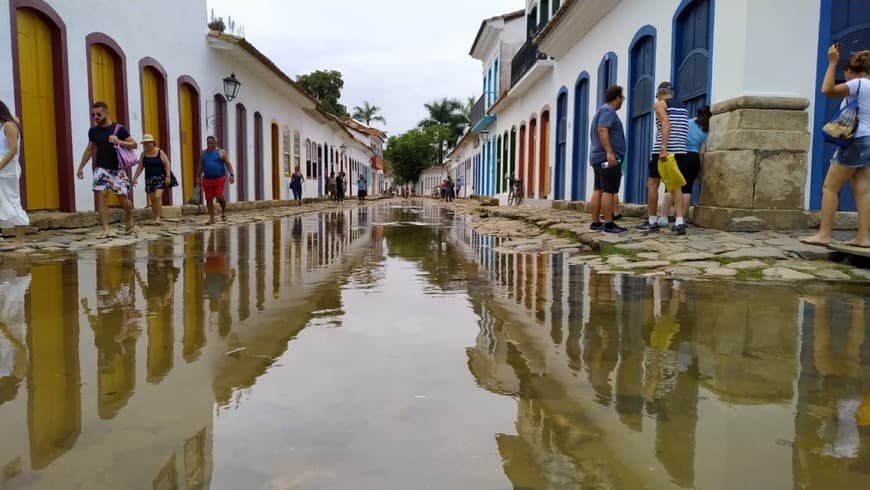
[0,201,868,489]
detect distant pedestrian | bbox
[0,100,28,245]
[199,136,235,224]
[357,174,367,204]
[76,101,138,238]
[802,45,870,247]
[336,171,346,203]
[445,176,455,202]
[132,134,175,226]
[588,85,628,234]
[290,166,304,205]
[327,171,336,199]
[637,82,690,235]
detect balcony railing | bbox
[511,40,548,87]
[469,95,485,128]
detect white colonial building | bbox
[0,0,374,213]
[469,0,869,229]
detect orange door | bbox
[16,9,60,210]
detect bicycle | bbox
[507,182,524,206]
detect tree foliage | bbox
[418,97,469,164]
[296,69,349,117]
[384,126,447,184]
[352,101,387,126]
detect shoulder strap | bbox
[112,123,121,136]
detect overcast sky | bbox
[205,0,521,136]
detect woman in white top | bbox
[0,100,29,245]
[801,45,870,248]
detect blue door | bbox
[811,0,870,211]
[627,31,656,203]
[597,53,618,106]
[572,74,590,201]
[555,90,568,200]
[674,0,712,117]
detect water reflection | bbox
[460,227,870,489]
[0,203,867,489]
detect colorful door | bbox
[141,68,162,144]
[236,104,247,201]
[539,111,551,198]
[528,119,537,197]
[16,9,61,210]
[627,32,656,203]
[254,112,264,201]
[554,91,568,200]
[572,74,590,201]
[179,84,196,202]
[90,44,122,206]
[674,0,712,117]
[271,123,280,199]
[811,0,870,211]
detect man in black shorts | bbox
[588,85,628,233]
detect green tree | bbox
[352,101,387,126]
[296,70,349,117]
[384,126,445,185]
[418,98,469,163]
[463,95,476,121]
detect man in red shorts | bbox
[198,136,235,224]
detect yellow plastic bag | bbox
[657,154,687,192]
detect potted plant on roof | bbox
[208,17,226,33]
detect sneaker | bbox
[657,216,669,227]
[603,222,628,234]
[672,224,687,235]
[590,222,603,231]
[636,222,660,232]
[613,213,624,221]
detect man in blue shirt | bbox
[588,85,627,233]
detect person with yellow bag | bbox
[637,82,690,235]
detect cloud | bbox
[207,0,521,134]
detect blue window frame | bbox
[626,26,657,204]
[554,88,568,200]
[571,72,590,201]
[597,52,618,107]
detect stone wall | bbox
[695,96,811,231]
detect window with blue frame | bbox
[597,52,618,106]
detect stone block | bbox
[754,151,807,210]
[719,109,809,132]
[750,209,809,230]
[711,96,810,115]
[714,129,810,152]
[729,216,764,233]
[700,151,756,207]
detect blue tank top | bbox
[201,149,226,178]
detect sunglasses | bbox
[91,112,103,118]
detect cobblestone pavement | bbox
[0,198,376,261]
[441,198,870,284]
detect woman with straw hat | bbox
[132,134,175,225]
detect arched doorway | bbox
[236,104,248,201]
[271,123,280,199]
[495,135,503,194]
[528,117,537,197]
[555,89,568,200]
[811,0,866,211]
[598,52,618,106]
[253,112,264,201]
[317,144,323,197]
[539,110,551,198]
[673,0,712,116]
[518,125,527,187]
[13,3,75,211]
[572,72,590,201]
[627,27,656,204]
[140,58,170,204]
[510,127,517,184]
[213,94,227,146]
[177,77,201,206]
[87,34,129,208]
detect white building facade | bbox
[0,0,373,214]
[471,0,869,228]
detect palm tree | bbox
[418,98,469,163]
[463,96,476,121]
[352,101,387,126]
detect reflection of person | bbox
[0,267,30,402]
[0,100,29,245]
[204,229,236,337]
[76,101,138,238]
[132,134,175,225]
[135,241,180,382]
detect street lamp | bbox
[481,129,489,142]
[223,73,241,101]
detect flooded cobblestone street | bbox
[0,202,868,489]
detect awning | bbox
[471,114,497,133]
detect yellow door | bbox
[142,67,161,144]
[179,84,195,201]
[16,9,60,210]
[90,44,121,206]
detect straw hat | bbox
[141,134,156,143]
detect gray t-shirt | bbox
[589,104,626,166]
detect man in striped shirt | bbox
[637,82,690,235]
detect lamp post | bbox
[223,73,241,101]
